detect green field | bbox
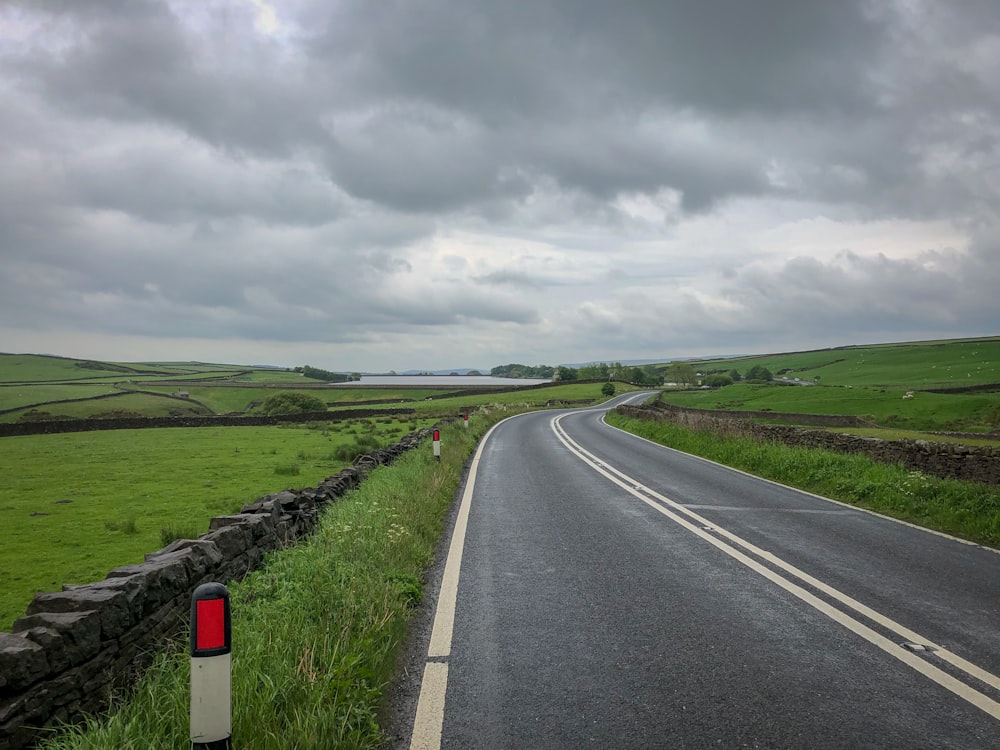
[0,384,123,413]
[0,416,430,630]
[654,337,1000,433]
[659,382,1000,432]
[0,354,633,422]
[686,336,1000,389]
[129,385,298,414]
[0,355,152,383]
[3,392,217,422]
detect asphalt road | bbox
[389,394,1000,749]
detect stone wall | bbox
[0,428,433,750]
[616,404,1000,486]
[0,408,416,438]
[641,402,871,428]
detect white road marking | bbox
[409,414,525,749]
[409,663,449,750]
[604,411,998,554]
[552,413,1000,720]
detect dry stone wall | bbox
[616,404,1000,486]
[0,408,415,438]
[0,428,433,750]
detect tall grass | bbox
[606,413,1000,548]
[39,418,492,749]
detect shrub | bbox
[744,365,774,382]
[253,392,328,415]
[601,382,616,397]
[704,374,734,389]
[105,515,139,534]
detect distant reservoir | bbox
[331,375,551,388]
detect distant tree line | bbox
[294,365,353,382]
[698,364,773,389]
[491,362,665,386]
[491,363,556,378]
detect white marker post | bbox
[433,429,441,461]
[463,413,469,429]
[190,582,232,750]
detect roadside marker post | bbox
[433,429,441,461]
[463,413,469,429]
[190,582,233,750]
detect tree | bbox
[667,362,698,387]
[254,392,328,415]
[704,374,734,388]
[728,369,742,381]
[601,382,616,397]
[299,365,349,382]
[744,365,774,382]
[555,366,578,381]
[642,366,665,386]
[578,362,610,380]
[491,363,555,378]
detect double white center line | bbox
[408,410,1000,749]
[551,412,1000,722]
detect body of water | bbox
[334,375,551,387]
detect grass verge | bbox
[38,417,495,749]
[606,413,1000,549]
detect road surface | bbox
[389,394,1000,748]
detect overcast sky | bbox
[1,1,998,372]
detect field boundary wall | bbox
[616,403,1000,485]
[0,408,416,437]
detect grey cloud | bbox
[67,149,344,226]
[720,248,1000,337]
[472,271,540,289]
[1,0,998,369]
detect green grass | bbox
[0,392,214,423]
[125,385,292,414]
[0,354,141,383]
[0,384,123,413]
[606,413,1000,548]
[684,336,1000,389]
[38,418,491,750]
[658,383,1000,432]
[240,370,329,383]
[0,417,432,630]
[324,388,452,403]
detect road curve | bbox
[389,394,1000,749]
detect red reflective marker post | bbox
[190,582,232,750]
[433,429,441,461]
[463,413,469,429]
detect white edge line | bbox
[409,412,531,750]
[409,663,448,750]
[553,414,1000,718]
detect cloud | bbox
[1,0,998,370]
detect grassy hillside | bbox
[0,351,627,422]
[657,337,1000,433]
[660,383,1000,432]
[685,336,1000,389]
